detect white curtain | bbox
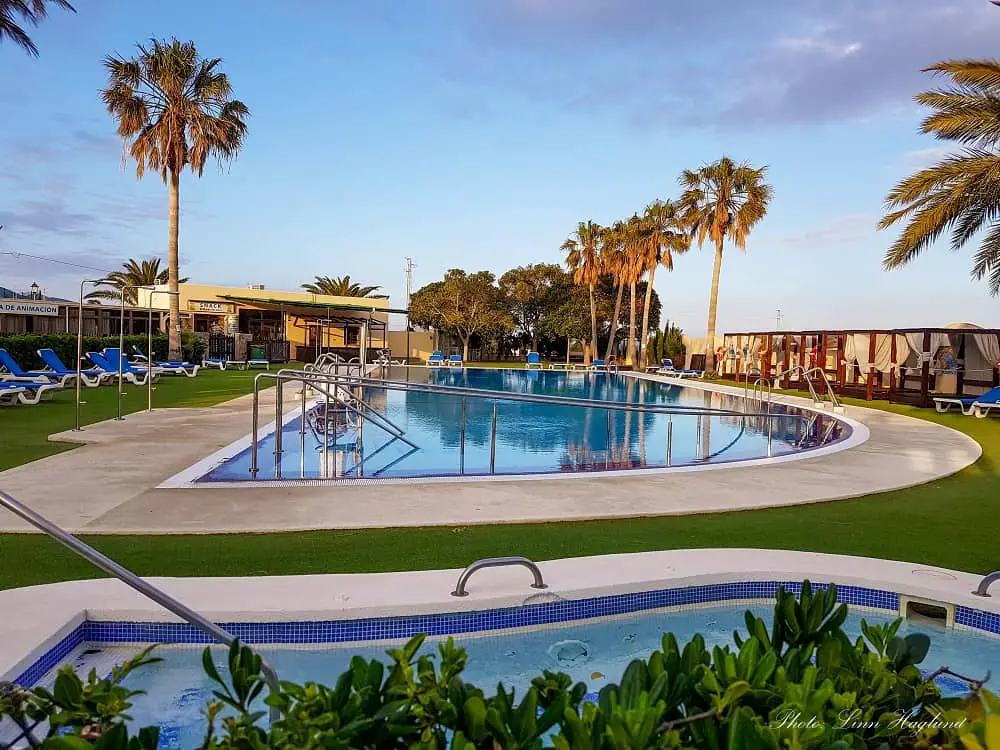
[974,334,1000,366]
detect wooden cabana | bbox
[718,325,1000,408]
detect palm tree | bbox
[601,221,627,361]
[880,60,1000,295]
[622,214,646,367]
[679,157,773,371]
[1,0,73,56]
[102,38,249,360]
[561,221,604,363]
[637,200,690,370]
[302,275,382,297]
[86,258,188,304]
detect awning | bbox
[218,295,408,315]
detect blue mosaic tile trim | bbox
[13,625,85,688]
[17,579,974,689]
[956,605,1000,635]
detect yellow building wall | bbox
[388,330,436,361]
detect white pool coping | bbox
[158,373,869,488]
[3,548,998,683]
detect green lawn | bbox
[0,368,293,470]
[0,385,998,590]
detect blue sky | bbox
[1,0,999,335]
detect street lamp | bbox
[116,285,145,421]
[146,289,179,413]
[29,282,40,300]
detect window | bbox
[346,326,360,346]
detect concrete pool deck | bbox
[0,375,982,534]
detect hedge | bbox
[0,333,206,370]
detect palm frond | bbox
[0,0,74,56]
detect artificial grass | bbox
[0,368,283,470]
[0,385,997,590]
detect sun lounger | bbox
[106,347,198,378]
[247,359,270,370]
[0,348,75,387]
[426,351,444,366]
[0,382,26,406]
[202,357,227,370]
[525,352,543,369]
[88,351,157,385]
[591,358,608,371]
[448,354,464,368]
[970,387,1000,418]
[0,380,60,405]
[131,346,200,376]
[38,348,112,387]
[657,358,705,378]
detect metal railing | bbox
[973,571,1000,597]
[0,490,281,721]
[747,365,842,412]
[250,372,416,479]
[451,557,547,597]
[246,370,828,479]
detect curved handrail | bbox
[451,557,547,597]
[0,490,282,720]
[973,571,1000,597]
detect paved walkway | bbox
[0,376,981,534]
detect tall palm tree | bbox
[880,59,1000,295]
[562,221,604,363]
[0,0,73,56]
[86,258,188,304]
[679,157,773,371]
[622,214,646,367]
[637,200,690,370]
[601,221,627,361]
[302,275,382,297]
[102,38,249,360]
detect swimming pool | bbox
[15,591,999,749]
[185,368,851,483]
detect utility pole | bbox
[404,257,415,363]
[775,308,783,330]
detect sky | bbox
[1,0,999,336]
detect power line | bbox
[0,250,114,275]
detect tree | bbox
[302,275,382,298]
[498,263,565,351]
[408,269,512,360]
[103,38,249,360]
[561,221,603,363]
[679,156,773,371]
[622,214,646,367]
[86,258,188,304]
[601,221,627,361]
[537,281,592,365]
[637,200,690,370]
[880,59,1000,295]
[0,0,73,56]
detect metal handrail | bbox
[0,490,281,720]
[451,557,547,597]
[973,571,1000,597]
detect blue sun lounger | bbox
[426,351,444,366]
[525,351,543,369]
[657,358,705,378]
[972,387,1000,419]
[448,354,464,368]
[38,348,113,387]
[0,348,74,387]
[0,379,60,405]
[591,358,608,371]
[88,351,157,385]
[129,346,200,377]
[934,386,1000,416]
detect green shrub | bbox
[0,333,205,369]
[0,581,991,749]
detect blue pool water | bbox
[198,368,849,482]
[115,604,997,748]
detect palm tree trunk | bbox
[167,168,182,361]
[461,335,470,362]
[626,283,637,366]
[604,282,625,361]
[705,239,724,371]
[588,283,597,364]
[638,265,656,370]
[566,335,571,367]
